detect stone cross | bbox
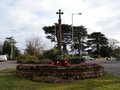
[56,9,63,55]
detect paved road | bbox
[88,60,120,77]
[0,60,17,71]
[0,60,120,78]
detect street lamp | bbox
[54,23,57,42]
[54,23,57,48]
[71,13,82,55]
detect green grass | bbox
[0,68,120,90]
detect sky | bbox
[0,0,120,51]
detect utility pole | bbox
[56,9,63,57]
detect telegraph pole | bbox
[56,9,63,56]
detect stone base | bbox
[16,63,104,80]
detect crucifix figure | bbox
[56,9,64,55]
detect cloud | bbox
[0,0,120,50]
[96,15,120,38]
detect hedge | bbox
[16,63,104,80]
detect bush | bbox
[92,54,100,58]
[63,54,72,59]
[17,59,51,64]
[43,49,58,60]
[17,54,45,64]
[20,54,38,60]
[39,59,52,64]
[70,58,85,64]
[38,54,44,60]
[17,59,39,64]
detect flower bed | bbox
[16,63,104,81]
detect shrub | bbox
[43,49,57,60]
[39,59,52,64]
[38,54,44,60]
[70,58,85,64]
[17,54,42,64]
[92,54,100,58]
[63,54,72,59]
[17,59,39,64]
[20,54,38,60]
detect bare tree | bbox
[0,42,3,53]
[25,35,45,57]
[108,38,119,49]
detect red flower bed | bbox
[48,59,69,66]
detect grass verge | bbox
[0,68,120,90]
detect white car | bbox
[0,55,7,61]
[83,56,94,60]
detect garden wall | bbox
[16,63,104,80]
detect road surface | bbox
[88,60,120,77]
[0,60,120,78]
[0,60,17,71]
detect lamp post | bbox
[71,13,82,55]
[54,23,57,42]
[54,23,57,48]
[98,37,101,58]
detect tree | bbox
[25,35,44,58]
[108,38,119,50]
[87,32,108,56]
[73,25,88,55]
[112,47,120,57]
[2,38,20,59]
[100,46,112,57]
[13,46,21,59]
[43,24,72,54]
[43,24,88,54]
[6,37,17,59]
[0,42,3,54]
[2,40,11,56]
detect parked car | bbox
[82,56,94,60]
[0,55,7,61]
[106,57,116,60]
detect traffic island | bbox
[16,63,104,82]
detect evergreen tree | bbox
[43,24,71,54]
[100,46,112,57]
[2,38,20,59]
[87,32,108,56]
[73,25,87,55]
[2,40,11,56]
[13,46,21,59]
[43,24,88,54]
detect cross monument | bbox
[56,9,63,57]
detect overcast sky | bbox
[0,0,120,50]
